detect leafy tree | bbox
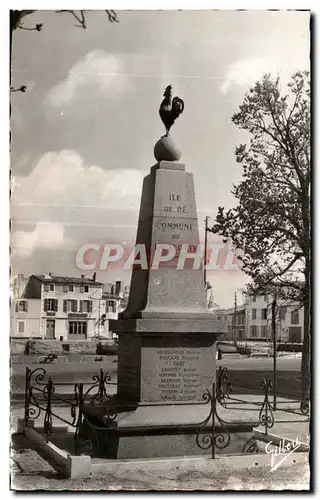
[209,71,310,403]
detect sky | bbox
[10,9,310,308]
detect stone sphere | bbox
[154,135,181,162]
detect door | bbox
[289,327,301,343]
[46,319,55,339]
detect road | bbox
[10,355,300,395]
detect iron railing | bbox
[23,365,310,459]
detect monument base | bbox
[81,402,255,459]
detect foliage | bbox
[211,71,310,304]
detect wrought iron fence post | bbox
[43,376,53,439]
[74,382,84,454]
[98,368,104,400]
[212,382,215,459]
[24,367,31,425]
[259,378,274,436]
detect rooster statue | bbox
[159,85,184,136]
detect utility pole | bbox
[233,292,237,343]
[272,292,277,410]
[204,216,210,287]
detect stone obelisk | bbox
[85,86,225,458]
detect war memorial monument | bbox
[83,86,225,458]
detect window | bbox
[291,310,299,325]
[79,300,92,313]
[252,309,256,320]
[69,285,74,292]
[252,296,256,302]
[49,284,54,292]
[63,300,77,313]
[63,285,68,293]
[15,300,28,312]
[44,298,58,312]
[107,300,116,313]
[280,306,286,320]
[84,285,89,293]
[261,308,267,320]
[44,284,49,292]
[250,325,257,337]
[68,321,87,336]
[261,325,268,337]
[264,294,268,302]
[17,320,25,334]
[237,315,245,326]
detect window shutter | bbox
[44,298,48,312]
[89,301,92,313]
[63,300,67,313]
[25,301,28,312]
[73,300,77,312]
[55,299,58,312]
[79,300,83,313]
[15,302,19,313]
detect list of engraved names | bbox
[156,347,201,401]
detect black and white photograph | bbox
[9,6,311,491]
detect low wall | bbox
[10,339,116,356]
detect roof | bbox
[32,274,103,286]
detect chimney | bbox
[49,272,52,277]
[92,272,96,282]
[81,274,85,279]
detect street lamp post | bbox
[204,216,210,287]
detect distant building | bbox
[11,298,42,339]
[11,273,103,340]
[98,281,129,340]
[215,293,304,343]
[215,305,246,341]
[245,294,304,342]
[10,274,129,341]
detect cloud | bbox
[220,51,309,96]
[12,150,143,210]
[12,222,65,258]
[220,57,277,95]
[45,50,128,109]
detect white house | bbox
[245,294,304,342]
[11,298,41,339]
[12,273,103,340]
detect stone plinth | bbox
[84,159,225,459]
[120,161,207,319]
[115,331,219,404]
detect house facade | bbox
[11,298,42,339]
[245,294,304,342]
[10,274,129,341]
[98,281,129,340]
[213,294,304,343]
[11,273,103,340]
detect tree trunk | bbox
[301,262,310,403]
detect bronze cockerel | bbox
[159,85,184,136]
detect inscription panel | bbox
[141,345,216,402]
